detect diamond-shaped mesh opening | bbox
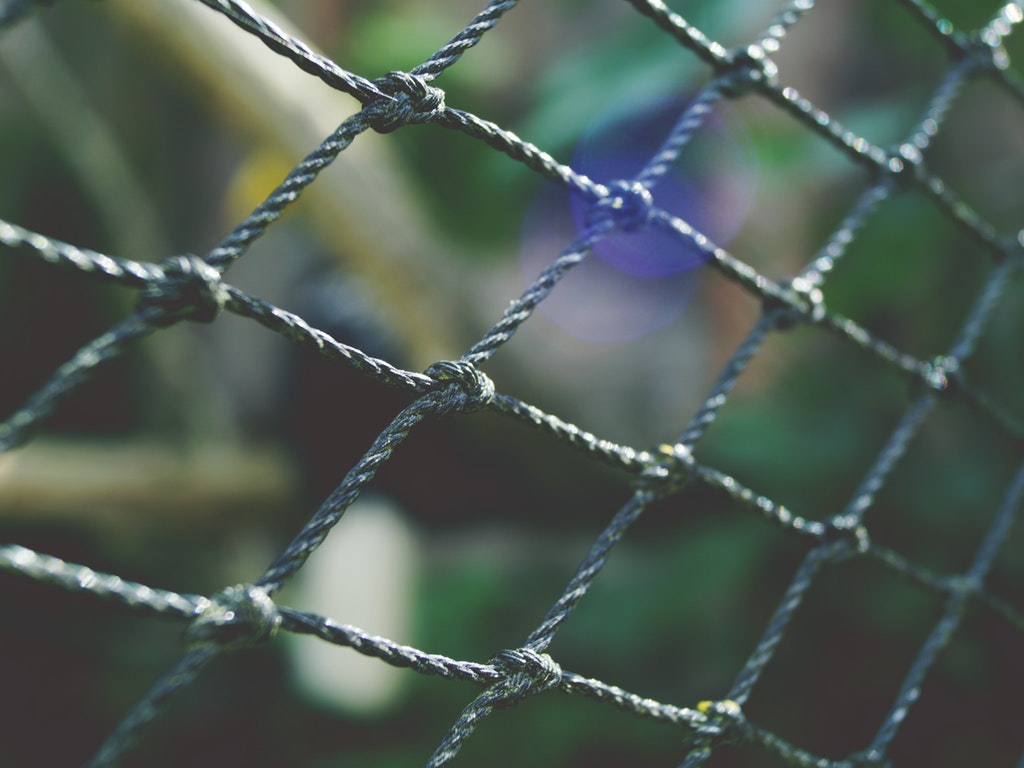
[926,76,1024,233]
[747,557,943,760]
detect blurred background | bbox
[0,0,1022,766]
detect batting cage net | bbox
[0,0,1022,766]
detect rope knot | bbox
[695,699,743,736]
[368,71,446,134]
[641,442,695,495]
[971,24,1012,72]
[425,360,495,414]
[491,648,562,707]
[769,274,826,330]
[139,254,228,326]
[921,354,959,393]
[184,584,281,650]
[588,180,655,232]
[823,514,871,554]
[884,142,925,185]
[721,44,778,96]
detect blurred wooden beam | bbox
[104,0,463,367]
[0,438,296,526]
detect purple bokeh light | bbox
[520,92,756,343]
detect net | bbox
[1,0,1023,766]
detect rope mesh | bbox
[1,0,1023,766]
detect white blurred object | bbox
[284,493,420,714]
